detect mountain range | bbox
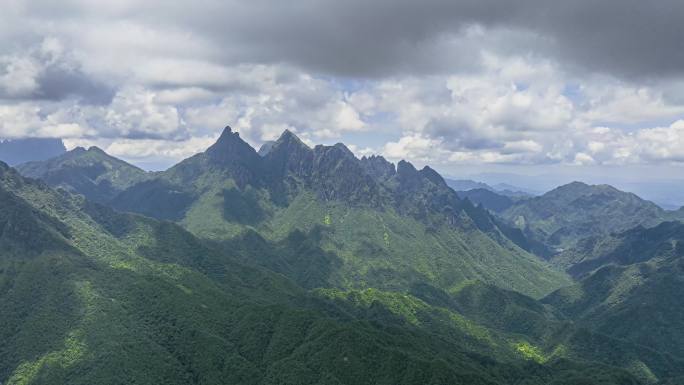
[445,178,534,198]
[17,127,568,298]
[499,182,684,251]
[4,126,684,384]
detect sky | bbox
[2,0,684,190]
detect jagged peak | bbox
[419,165,446,186]
[204,125,261,171]
[270,129,311,153]
[262,130,314,177]
[361,154,387,161]
[360,155,392,165]
[312,143,356,161]
[220,125,233,136]
[277,129,306,144]
[397,160,417,175]
[207,125,256,153]
[209,125,249,149]
[360,155,396,179]
[333,142,355,158]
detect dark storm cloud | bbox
[14,0,684,80]
[148,0,684,79]
[0,41,115,104]
[35,64,115,104]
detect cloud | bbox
[104,135,218,162]
[2,0,684,172]
[0,37,114,103]
[632,120,684,162]
[5,0,683,80]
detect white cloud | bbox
[102,87,181,138]
[573,152,595,165]
[581,80,684,124]
[0,55,41,97]
[632,120,684,162]
[105,135,217,161]
[2,1,684,173]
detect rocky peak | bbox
[332,142,355,158]
[264,130,314,178]
[309,144,383,204]
[312,143,358,167]
[205,126,261,166]
[277,129,305,144]
[396,160,419,181]
[360,155,395,180]
[271,130,311,154]
[418,165,447,187]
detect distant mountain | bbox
[491,183,536,198]
[544,221,684,362]
[445,178,493,191]
[446,178,534,198]
[0,138,66,166]
[501,181,682,250]
[457,188,518,213]
[23,126,570,298]
[17,146,148,204]
[550,221,684,277]
[257,140,276,156]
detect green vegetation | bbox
[0,161,653,384]
[456,188,519,213]
[77,128,570,298]
[500,181,683,250]
[514,342,545,363]
[17,146,148,204]
[8,127,684,384]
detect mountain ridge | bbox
[1,159,662,384]
[16,146,149,204]
[500,180,683,251]
[15,126,571,298]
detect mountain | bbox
[0,138,66,166]
[543,221,684,367]
[457,188,519,213]
[445,178,493,191]
[500,181,681,251]
[445,178,533,199]
[19,126,684,382]
[31,126,570,298]
[257,140,277,156]
[0,160,658,384]
[550,221,684,277]
[16,146,148,204]
[491,183,537,197]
